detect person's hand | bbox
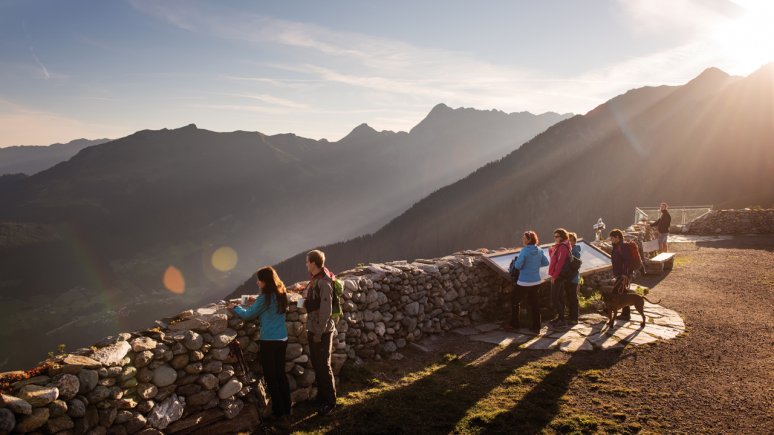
[226,302,237,310]
[246,296,256,305]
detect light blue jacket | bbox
[510,244,549,284]
[232,294,288,341]
[570,244,582,284]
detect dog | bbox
[602,291,662,327]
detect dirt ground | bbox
[283,236,774,434]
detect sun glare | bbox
[163,266,186,294]
[717,1,774,73]
[211,246,238,272]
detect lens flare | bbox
[163,266,185,294]
[211,246,238,272]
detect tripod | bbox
[228,340,273,433]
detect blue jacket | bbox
[510,244,549,284]
[232,294,288,341]
[570,244,582,283]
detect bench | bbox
[640,239,676,274]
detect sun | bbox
[715,1,774,73]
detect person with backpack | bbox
[548,228,572,326]
[565,232,582,324]
[228,266,292,430]
[609,229,633,321]
[649,202,672,253]
[301,249,337,416]
[508,230,549,333]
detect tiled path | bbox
[454,302,685,352]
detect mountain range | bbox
[268,65,774,285]
[0,105,569,369]
[0,138,111,176]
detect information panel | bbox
[482,240,612,282]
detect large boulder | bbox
[0,393,32,415]
[13,407,49,432]
[17,384,59,407]
[151,365,177,388]
[92,341,132,366]
[148,394,185,430]
[52,374,80,400]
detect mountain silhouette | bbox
[268,65,774,285]
[0,138,110,176]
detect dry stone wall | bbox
[1,248,597,434]
[683,208,774,235]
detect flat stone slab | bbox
[461,303,684,353]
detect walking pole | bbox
[228,340,272,433]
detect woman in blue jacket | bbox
[508,231,549,332]
[228,266,291,427]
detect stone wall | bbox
[683,208,774,235]
[0,250,514,434]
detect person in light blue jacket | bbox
[566,232,581,324]
[228,266,291,428]
[508,230,549,332]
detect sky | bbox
[0,0,772,146]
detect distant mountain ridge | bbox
[269,65,774,285]
[0,138,111,176]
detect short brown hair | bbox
[306,249,325,268]
[609,229,624,240]
[522,230,539,245]
[553,228,569,241]
[568,232,577,244]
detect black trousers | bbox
[308,331,336,406]
[510,283,541,330]
[259,340,292,417]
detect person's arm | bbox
[664,213,671,228]
[312,279,333,341]
[540,250,549,267]
[514,250,526,270]
[231,295,269,321]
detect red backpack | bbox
[625,241,643,273]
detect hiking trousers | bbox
[308,331,337,406]
[565,282,580,322]
[259,340,292,417]
[510,283,541,330]
[551,278,568,320]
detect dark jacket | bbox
[652,210,672,233]
[611,241,632,277]
[304,269,337,337]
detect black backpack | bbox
[560,245,582,279]
[508,256,520,283]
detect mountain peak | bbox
[339,123,379,142]
[685,67,731,88]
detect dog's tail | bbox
[642,296,662,305]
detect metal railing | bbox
[634,205,713,225]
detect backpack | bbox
[625,241,643,273]
[508,256,520,283]
[560,245,582,279]
[330,278,344,319]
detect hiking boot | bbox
[317,403,336,416]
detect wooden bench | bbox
[641,239,676,274]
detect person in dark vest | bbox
[548,228,572,326]
[650,202,672,253]
[301,249,337,416]
[508,230,549,333]
[228,267,292,430]
[609,229,632,321]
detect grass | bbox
[290,345,639,434]
[673,256,691,268]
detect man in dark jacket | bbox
[609,229,631,320]
[302,249,337,416]
[650,202,672,253]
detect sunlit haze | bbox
[0,0,772,146]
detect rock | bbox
[53,374,80,400]
[0,393,32,415]
[99,407,118,427]
[151,365,177,387]
[134,351,154,368]
[137,383,158,400]
[13,407,49,432]
[67,397,87,417]
[120,366,137,382]
[198,374,218,390]
[217,378,242,400]
[184,362,203,375]
[115,410,133,424]
[148,394,185,430]
[60,355,102,371]
[219,398,243,419]
[0,409,15,433]
[296,369,316,388]
[183,331,203,350]
[126,413,147,433]
[130,337,157,352]
[206,314,229,334]
[176,383,201,396]
[381,341,397,353]
[444,289,459,302]
[203,361,222,374]
[405,301,420,316]
[136,400,154,414]
[211,329,237,348]
[87,385,111,403]
[290,387,309,404]
[18,384,59,406]
[170,354,189,370]
[186,390,216,407]
[136,367,153,384]
[49,399,68,417]
[11,375,50,390]
[209,347,231,361]
[285,343,304,360]
[92,341,132,366]
[154,385,177,401]
[168,318,209,332]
